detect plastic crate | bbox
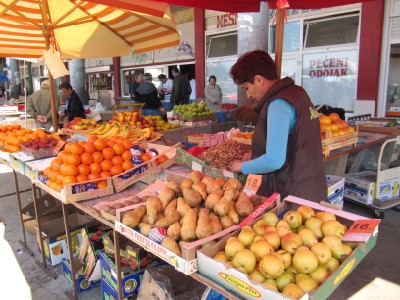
[221,103,237,110]
[216,110,235,123]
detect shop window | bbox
[121,69,144,97]
[206,59,237,104]
[206,32,237,58]
[269,21,301,53]
[304,14,359,48]
[302,50,358,112]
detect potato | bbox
[235,192,254,217]
[192,181,207,200]
[161,237,182,256]
[220,215,235,229]
[206,180,222,194]
[180,208,199,241]
[167,222,181,240]
[205,189,224,210]
[182,188,202,207]
[122,206,146,228]
[146,197,163,224]
[181,178,193,189]
[196,208,213,239]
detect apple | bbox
[136,121,142,126]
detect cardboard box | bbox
[8,151,37,175]
[36,213,93,266]
[326,175,345,209]
[345,171,400,204]
[115,190,279,275]
[24,157,53,180]
[62,259,101,294]
[198,195,378,300]
[99,250,146,299]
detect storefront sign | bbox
[309,57,349,78]
[217,13,237,28]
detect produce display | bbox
[173,101,215,120]
[111,110,179,131]
[120,171,265,257]
[90,123,157,141]
[63,117,99,130]
[212,206,354,299]
[198,141,249,169]
[0,126,52,153]
[21,137,60,158]
[319,113,355,138]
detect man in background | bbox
[170,67,191,107]
[136,73,166,116]
[27,79,59,131]
[157,74,173,111]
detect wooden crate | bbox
[322,127,358,157]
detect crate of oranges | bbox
[319,113,358,157]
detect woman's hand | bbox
[230,160,242,173]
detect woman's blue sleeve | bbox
[241,98,296,174]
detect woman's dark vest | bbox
[252,77,327,203]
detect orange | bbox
[55,183,63,192]
[102,147,115,160]
[121,150,132,161]
[106,140,116,148]
[76,174,88,183]
[332,120,347,130]
[82,142,96,154]
[330,124,339,132]
[63,165,79,176]
[56,174,64,184]
[64,142,74,153]
[111,155,123,166]
[89,162,102,174]
[87,135,99,143]
[80,152,93,165]
[77,164,90,176]
[62,175,77,185]
[347,126,356,133]
[329,112,340,122]
[319,115,331,125]
[100,171,111,178]
[110,165,124,176]
[67,154,81,166]
[94,139,107,151]
[122,160,133,171]
[140,152,152,162]
[92,151,104,163]
[113,143,125,155]
[70,143,84,155]
[155,154,169,166]
[122,139,132,150]
[320,124,332,132]
[100,160,113,172]
[51,158,62,170]
[88,173,101,180]
[97,180,108,189]
[57,150,68,162]
[78,140,86,146]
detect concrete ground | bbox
[0,163,399,300]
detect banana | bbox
[90,122,106,134]
[101,125,120,139]
[117,125,130,138]
[95,122,112,135]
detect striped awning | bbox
[0,0,181,59]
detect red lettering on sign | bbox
[217,13,238,28]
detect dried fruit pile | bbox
[199,141,249,169]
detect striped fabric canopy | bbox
[0,0,180,59]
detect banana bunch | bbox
[90,122,112,135]
[100,124,121,139]
[117,125,131,139]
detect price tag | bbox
[204,133,227,147]
[191,161,202,172]
[53,140,66,155]
[223,170,234,178]
[243,174,262,195]
[342,219,381,242]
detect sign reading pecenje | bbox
[309,57,349,78]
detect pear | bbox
[223,178,243,191]
[281,232,303,255]
[213,251,229,263]
[276,273,295,292]
[214,177,226,187]
[276,220,292,237]
[322,220,346,239]
[283,210,303,229]
[191,181,207,200]
[201,175,214,186]
[343,241,358,250]
[166,180,179,190]
[209,213,223,234]
[176,196,191,217]
[249,269,266,283]
[282,283,305,299]
[181,178,193,189]
[292,247,318,274]
[238,226,256,248]
[235,192,254,217]
[220,215,235,229]
[264,225,278,233]
[311,242,332,265]
[250,238,274,261]
[223,187,240,201]
[259,254,285,279]
[214,197,231,217]
[206,180,222,194]
[158,187,176,209]
[276,249,293,270]
[263,231,281,250]
[286,265,298,276]
[262,211,279,226]
[305,217,324,239]
[298,228,318,248]
[164,199,177,216]
[341,243,353,259]
[297,205,315,222]
[182,188,202,207]
[322,235,346,261]
[205,189,224,210]
[295,274,318,293]
[324,257,340,273]
[252,219,268,236]
[232,249,256,274]
[315,211,336,222]
[309,265,329,284]
[224,237,245,260]
[189,170,203,183]
[227,202,240,224]
[262,278,278,292]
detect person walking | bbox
[58,82,86,122]
[157,74,173,111]
[170,66,191,107]
[229,50,327,203]
[204,75,223,112]
[26,79,60,131]
[136,73,166,116]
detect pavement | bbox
[0,163,400,299]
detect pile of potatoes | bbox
[121,171,265,256]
